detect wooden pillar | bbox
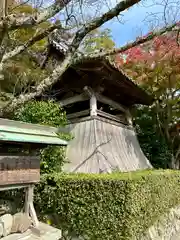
[84,86,97,117]
[90,93,97,116]
[25,185,39,228]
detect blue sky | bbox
[102,0,179,47]
[104,4,151,46]
[46,0,179,47]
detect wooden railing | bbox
[97,110,128,125]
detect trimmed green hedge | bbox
[35,170,180,239]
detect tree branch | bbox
[0,0,8,48]
[0,0,72,31]
[2,0,8,18]
[1,0,141,114]
[74,22,179,64]
[70,0,140,50]
[2,52,73,115]
[0,23,6,47]
[0,24,62,69]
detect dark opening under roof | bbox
[46,33,153,107]
[49,52,153,107]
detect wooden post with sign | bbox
[0,118,68,239]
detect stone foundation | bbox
[0,213,31,238]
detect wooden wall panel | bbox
[0,156,40,185]
[64,116,152,173]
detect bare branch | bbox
[10,0,31,12]
[142,0,180,29]
[74,22,179,63]
[0,0,72,31]
[71,0,140,49]
[177,28,180,46]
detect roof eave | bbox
[0,118,68,146]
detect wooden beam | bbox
[0,184,30,191]
[83,86,97,116]
[83,86,94,98]
[97,110,127,124]
[90,93,97,116]
[95,93,127,113]
[67,109,90,120]
[25,185,39,228]
[29,202,39,228]
[24,187,30,215]
[0,117,68,135]
[83,86,127,113]
[59,93,88,107]
[83,86,132,124]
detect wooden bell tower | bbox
[42,38,153,174]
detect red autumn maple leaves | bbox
[115,29,180,67]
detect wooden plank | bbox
[59,93,88,107]
[90,94,97,116]
[29,203,39,228]
[0,118,68,135]
[97,110,127,124]
[0,169,40,185]
[0,155,40,185]
[0,184,31,191]
[96,93,127,113]
[68,116,132,131]
[25,185,39,228]
[0,144,41,155]
[67,109,90,119]
[25,187,30,216]
[0,156,39,170]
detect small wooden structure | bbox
[0,118,67,239]
[38,32,154,173]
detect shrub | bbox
[13,100,71,173]
[35,170,180,240]
[14,100,67,127]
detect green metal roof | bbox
[0,118,68,146]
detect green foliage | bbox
[83,28,115,53]
[0,2,51,104]
[14,100,69,174]
[14,100,67,127]
[134,106,172,168]
[35,170,180,240]
[40,146,66,174]
[9,2,50,52]
[1,54,48,95]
